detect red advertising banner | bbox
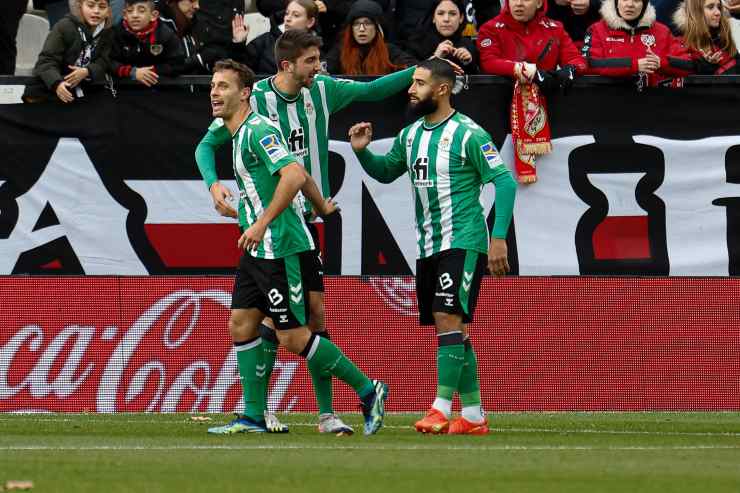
[1,276,738,413]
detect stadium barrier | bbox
[1,275,738,413]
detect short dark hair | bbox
[213,59,255,89]
[124,0,155,8]
[274,29,323,66]
[417,58,456,88]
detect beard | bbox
[406,96,438,120]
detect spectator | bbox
[0,0,27,75]
[256,0,389,52]
[111,0,184,85]
[23,0,113,103]
[673,0,739,73]
[726,0,740,19]
[477,0,586,184]
[548,0,602,46]
[393,0,499,44]
[35,0,123,26]
[324,0,416,74]
[582,0,693,86]
[406,0,480,73]
[191,0,248,71]
[246,0,318,74]
[159,0,208,73]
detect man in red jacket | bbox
[477,0,586,89]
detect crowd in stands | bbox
[0,0,738,102]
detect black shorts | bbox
[416,248,487,326]
[301,222,324,293]
[231,252,310,330]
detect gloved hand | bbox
[553,65,576,93]
[533,69,559,92]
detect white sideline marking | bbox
[1,445,739,452]
[2,417,739,437]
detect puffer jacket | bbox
[476,0,586,76]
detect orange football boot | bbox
[448,416,489,435]
[414,408,449,434]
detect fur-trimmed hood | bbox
[672,1,740,52]
[601,0,656,31]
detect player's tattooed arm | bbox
[238,163,306,251]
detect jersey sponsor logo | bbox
[481,142,504,168]
[606,36,625,42]
[438,272,454,290]
[268,288,284,306]
[412,157,434,188]
[288,128,308,157]
[260,134,288,163]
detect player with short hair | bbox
[200,59,387,436]
[196,29,419,435]
[348,57,517,435]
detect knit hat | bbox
[345,0,383,25]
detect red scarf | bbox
[123,17,158,43]
[510,81,552,184]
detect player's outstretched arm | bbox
[349,122,407,184]
[238,163,306,251]
[488,170,517,277]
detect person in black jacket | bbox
[111,0,185,84]
[159,0,210,73]
[548,0,602,46]
[324,0,416,74]
[23,0,113,103]
[0,0,28,75]
[245,0,319,74]
[405,0,479,73]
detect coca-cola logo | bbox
[369,277,417,316]
[0,288,299,413]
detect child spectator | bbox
[406,0,480,73]
[583,0,693,86]
[23,0,113,103]
[324,0,416,74]
[111,0,184,86]
[673,0,739,73]
[477,0,586,183]
[246,0,319,74]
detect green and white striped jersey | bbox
[196,68,414,215]
[357,111,509,259]
[210,113,314,259]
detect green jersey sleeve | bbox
[354,133,408,184]
[323,66,415,113]
[250,122,298,175]
[465,130,516,239]
[194,119,231,190]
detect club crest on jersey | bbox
[641,34,656,48]
[480,142,503,168]
[439,137,451,151]
[304,101,314,115]
[260,134,288,163]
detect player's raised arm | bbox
[195,123,237,218]
[326,66,415,112]
[349,122,407,184]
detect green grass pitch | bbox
[1,412,739,492]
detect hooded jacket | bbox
[111,18,185,78]
[159,1,208,74]
[672,2,740,74]
[476,0,586,76]
[23,13,113,101]
[583,0,693,83]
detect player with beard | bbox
[196,29,421,435]
[348,57,517,435]
[202,59,388,436]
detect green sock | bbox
[305,335,373,398]
[261,337,278,408]
[307,332,334,415]
[436,334,465,401]
[458,340,481,409]
[235,337,265,422]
